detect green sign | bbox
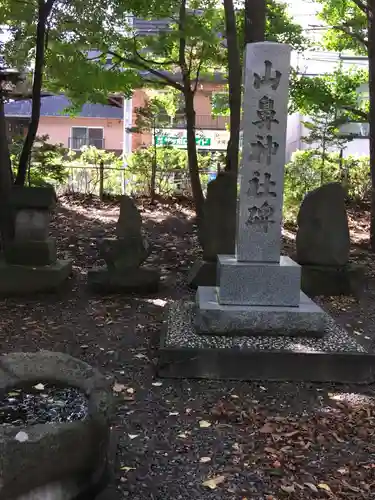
[156,134,211,148]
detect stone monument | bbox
[187,172,236,288]
[196,42,327,335]
[0,187,72,295]
[296,182,364,297]
[88,195,160,293]
[156,42,375,383]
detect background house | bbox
[5,94,124,155]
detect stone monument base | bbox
[88,266,160,294]
[187,260,217,288]
[0,259,72,295]
[300,263,365,298]
[157,301,375,382]
[195,286,329,336]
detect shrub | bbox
[284,150,370,222]
[10,135,69,187]
[126,146,214,196]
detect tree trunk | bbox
[223,0,242,175]
[184,87,204,222]
[368,1,375,250]
[99,160,104,200]
[150,124,157,203]
[244,0,266,44]
[178,0,204,222]
[15,0,52,186]
[0,96,14,245]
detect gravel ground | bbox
[0,196,375,500]
[0,384,88,425]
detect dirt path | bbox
[0,197,374,499]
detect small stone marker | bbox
[0,187,72,295]
[296,182,363,297]
[195,42,329,335]
[88,195,159,293]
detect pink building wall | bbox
[37,116,123,151]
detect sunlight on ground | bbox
[329,392,375,406]
[282,228,296,241]
[288,342,321,353]
[144,298,167,307]
[61,201,118,224]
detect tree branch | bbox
[132,37,177,66]
[107,50,183,91]
[350,0,368,14]
[341,105,369,120]
[334,23,368,47]
[193,51,204,93]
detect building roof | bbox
[4,94,123,119]
[132,17,171,35]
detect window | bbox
[70,127,104,150]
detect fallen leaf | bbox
[199,456,211,463]
[283,430,300,438]
[33,383,45,391]
[304,483,318,493]
[342,480,361,493]
[331,432,344,443]
[318,483,332,493]
[264,447,278,454]
[113,383,126,393]
[134,353,148,360]
[202,475,226,489]
[259,423,274,434]
[280,485,295,493]
[199,420,211,428]
[15,431,28,442]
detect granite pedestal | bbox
[0,259,72,295]
[88,266,160,294]
[196,286,328,336]
[217,255,301,306]
[157,301,375,383]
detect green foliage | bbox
[284,149,370,221]
[289,66,368,119]
[126,146,212,196]
[9,134,69,187]
[301,111,353,163]
[131,91,179,134]
[316,0,367,54]
[79,145,122,168]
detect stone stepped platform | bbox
[156,301,375,383]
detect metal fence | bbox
[57,164,217,198]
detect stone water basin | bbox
[0,352,114,500]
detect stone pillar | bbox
[236,43,290,263]
[5,187,57,266]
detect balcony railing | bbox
[68,137,105,150]
[156,114,230,130]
